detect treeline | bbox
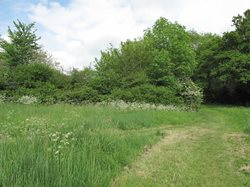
[192,9,250,104]
[0,9,249,107]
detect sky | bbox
[0,0,250,70]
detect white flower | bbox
[17,95,39,105]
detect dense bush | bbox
[110,84,182,105]
[8,63,66,89]
[58,87,100,104]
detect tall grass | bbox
[0,103,171,186]
[0,103,249,186]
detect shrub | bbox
[34,83,58,104]
[6,84,57,104]
[180,79,203,111]
[110,88,134,102]
[110,84,182,105]
[59,86,100,104]
[17,95,39,105]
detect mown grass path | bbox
[112,126,250,187]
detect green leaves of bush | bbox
[59,87,100,104]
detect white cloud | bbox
[28,0,250,69]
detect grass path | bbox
[112,126,250,187]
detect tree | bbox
[192,9,250,104]
[0,20,41,66]
[191,32,222,101]
[214,9,250,104]
[231,9,250,53]
[95,40,152,94]
[95,18,202,106]
[144,18,197,86]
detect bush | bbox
[17,95,39,105]
[110,88,134,102]
[5,83,58,104]
[180,79,203,111]
[59,86,100,104]
[110,84,182,105]
[34,83,58,104]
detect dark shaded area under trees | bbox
[0,10,249,107]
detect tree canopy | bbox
[0,20,41,67]
[193,9,250,104]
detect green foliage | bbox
[192,9,250,104]
[0,59,9,89]
[70,67,96,88]
[3,10,250,106]
[95,40,152,93]
[30,83,58,104]
[0,20,41,67]
[0,20,68,104]
[59,86,100,104]
[144,18,196,86]
[217,9,250,92]
[12,63,54,87]
[8,63,66,89]
[231,9,250,53]
[95,18,201,107]
[111,84,182,105]
[191,33,222,101]
[0,18,204,107]
[1,62,69,104]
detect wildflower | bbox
[17,95,39,105]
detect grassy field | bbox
[0,103,250,186]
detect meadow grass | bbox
[0,103,249,186]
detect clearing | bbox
[0,104,249,186]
